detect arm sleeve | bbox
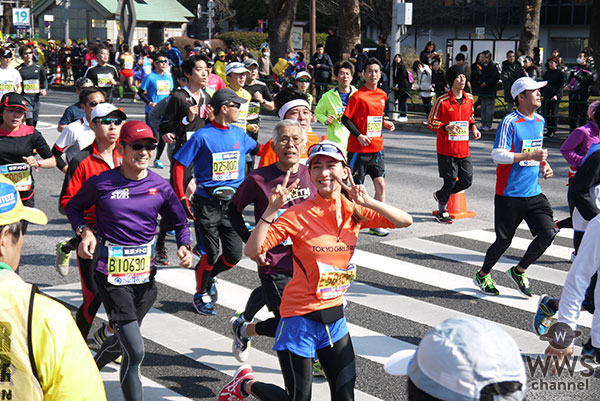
[172,161,187,199]
[52,146,67,171]
[138,90,151,105]
[341,115,362,138]
[491,148,515,164]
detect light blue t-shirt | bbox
[140,72,173,113]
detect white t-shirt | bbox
[0,66,22,96]
[54,117,95,162]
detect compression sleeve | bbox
[491,148,515,164]
[52,146,67,171]
[341,115,362,138]
[173,161,187,199]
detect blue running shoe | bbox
[208,276,218,303]
[532,294,556,336]
[193,292,215,315]
[154,160,165,169]
[166,230,176,237]
[581,338,600,363]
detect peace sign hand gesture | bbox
[336,167,370,206]
[268,170,300,212]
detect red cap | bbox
[1,92,28,111]
[119,121,157,143]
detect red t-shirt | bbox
[427,90,475,158]
[344,86,387,153]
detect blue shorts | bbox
[273,315,349,358]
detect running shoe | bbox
[155,246,169,266]
[313,358,325,377]
[193,292,215,315]
[368,227,390,237]
[166,230,176,236]
[114,355,122,365]
[434,210,453,224]
[398,116,408,122]
[54,239,71,277]
[154,160,164,169]
[218,364,254,401]
[533,294,557,336]
[93,323,109,346]
[581,338,600,364]
[506,266,533,297]
[473,271,500,295]
[230,314,252,362]
[208,276,218,303]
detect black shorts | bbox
[95,271,157,322]
[437,154,472,181]
[259,273,291,313]
[347,150,385,183]
[494,194,554,240]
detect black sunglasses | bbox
[156,59,168,64]
[123,143,157,151]
[87,101,100,107]
[23,51,33,55]
[97,117,123,125]
[308,143,344,157]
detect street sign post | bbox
[13,8,30,29]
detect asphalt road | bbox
[14,87,600,401]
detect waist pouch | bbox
[303,304,344,324]
[204,185,237,201]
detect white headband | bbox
[278,99,311,120]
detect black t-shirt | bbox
[244,80,273,124]
[0,125,53,198]
[16,63,47,96]
[84,64,119,99]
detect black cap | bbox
[446,64,466,86]
[1,92,28,111]
[209,88,248,110]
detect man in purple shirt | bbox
[227,119,315,363]
[65,120,192,401]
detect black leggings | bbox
[251,333,356,401]
[75,235,102,339]
[95,320,145,401]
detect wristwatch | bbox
[75,225,88,236]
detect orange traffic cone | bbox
[446,190,476,219]
[54,65,62,85]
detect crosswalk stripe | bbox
[520,223,574,239]
[384,237,568,287]
[453,229,574,260]
[42,282,382,401]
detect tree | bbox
[338,0,360,56]
[264,0,300,62]
[518,0,542,57]
[590,0,600,69]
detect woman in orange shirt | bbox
[219,142,412,401]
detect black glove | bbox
[180,197,194,220]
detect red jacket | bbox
[427,90,475,158]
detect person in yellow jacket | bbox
[0,175,106,401]
[214,51,227,83]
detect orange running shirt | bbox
[258,131,321,167]
[260,194,394,318]
[344,86,387,153]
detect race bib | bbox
[0,163,32,191]
[232,103,249,131]
[275,208,292,246]
[316,262,357,300]
[0,79,14,93]
[123,60,134,69]
[448,121,469,141]
[366,116,382,137]
[97,73,112,87]
[156,80,171,96]
[23,79,40,94]
[107,242,153,285]
[335,106,345,123]
[212,151,240,181]
[519,139,543,167]
[247,101,261,121]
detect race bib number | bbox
[232,103,249,131]
[212,151,240,181]
[97,73,112,88]
[0,163,32,191]
[366,116,382,137]
[23,79,40,94]
[156,80,171,96]
[107,242,153,285]
[247,101,261,121]
[316,262,357,300]
[335,106,345,123]
[275,208,292,246]
[520,139,543,167]
[124,60,134,69]
[448,121,469,141]
[0,79,14,93]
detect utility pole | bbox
[309,0,315,57]
[63,0,69,44]
[207,0,213,42]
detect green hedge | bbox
[303,32,328,50]
[216,32,268,50]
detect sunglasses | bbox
[123,143,157,151]
[156,59,168,63]
[308,143,345,158]
[23,52,33,55]
[96,117,123,125]
[87,101,100,107]
[1,52,13,59]
[225,103,241,109]
[297,79,310,83]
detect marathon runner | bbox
[16,44,47,127]
[173,88,261,315]
[314,60,357,152]
[474,77,556,297]
[0,175,107,401]
[227,120,315,362]
[342,57,396,236]
[57,77,94,132]
[84,45,119,103]
[117,44,139,102]
[59,103,126,338]
[65,120,192,401]
[219,141,412,401]
[0,47,22,98]
[427,64,481,224]
[0,92,55,208]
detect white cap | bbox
[384,316,526,401]
[510,77,547,99]
[90,103,127,121]
[306,141,347,165]
[296,71,311,80]
[226,62,249,76]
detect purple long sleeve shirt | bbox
[560,121,600,170]
[66,167,190,274]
